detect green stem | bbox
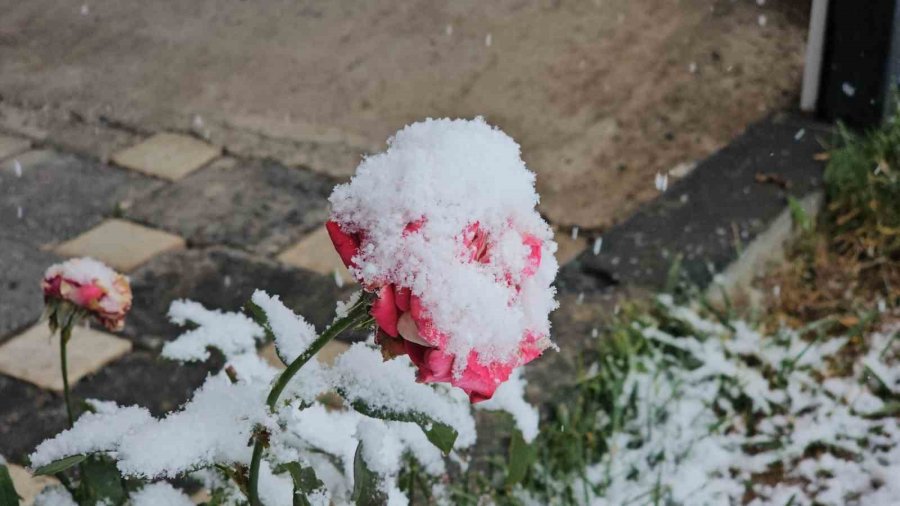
[59,312,78,428]
[247,300,372,506]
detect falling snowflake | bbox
[842,82,856,97]
[485,33,492,47]
[592,237,603,256]
[14,159,22,177]
[655,172,669,192]
[571,226,580,240]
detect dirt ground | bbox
[0,0,808,229]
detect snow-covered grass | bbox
[463,297,900,506]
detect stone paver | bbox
[277,227,354,284]
[0,150,163,249]
[128,158,333,256]
[124,247,360,350]
[0,323,132,392]
[0,241,61,341]
[111,133,220,181]
[260,339,350,369]
[8,464,58,506]
[0,374,68,463]
[0,133,30,161]
[55,219,185,273]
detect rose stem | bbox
[246,297,373,506]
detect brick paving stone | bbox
[277,227,354,284]
[0,323,132,392]
[111,132,220,181]
[8,464,58,505]
[0,133,30,161]
[0,241,62,341]
[55,219,186,273]
[0,374,68,463]
[0,150,163,249]
[124,247,362,350]
[128,157,334,256]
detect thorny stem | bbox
[247,295,373,506]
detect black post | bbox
[817,0,899,127]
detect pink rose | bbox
[42,258,133,331]
[326,220,546,403]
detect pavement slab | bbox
[127,157,334,256]
[277,226,354,285]
[0,241,61,341]
[0,323,132,392]
[111,133,220,181]
[54,218,186,273]
[0,374,68,463]
[0,150,163,249]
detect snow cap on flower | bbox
[327,117,559,402]
[42,257,132,331]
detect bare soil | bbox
[0,0,809,229]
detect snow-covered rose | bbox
[42,257,132,331]
[326,118,559,402]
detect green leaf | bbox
[32,454,87,476]
[351,442,384,506]
[348,401,458,455]
[505,430,537,486]
[243,301,281,364]
[0,463,21,505]
[422,423,457,455]
[76,456,126,505]
[277,462,324,506]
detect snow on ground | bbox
[545,299,900,506]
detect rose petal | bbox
[371,285,400,337]
[454,352,512,403]
[325,220,360,268]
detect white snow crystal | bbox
[331,344,476,447]
[33,486,77,506]
[251,290,318,364]
[842,82,856,97]
[129,483,194,506]
[30,404,152,468]
[477,368,539,442]
[115,377,269,478]
[163,300,264,361]
[655,172,668,192]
